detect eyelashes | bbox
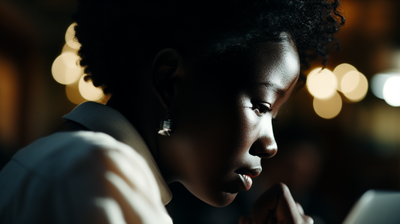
[251,102,272,116]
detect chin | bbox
[198,191,238,207]
[183,181,240,207]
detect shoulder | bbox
[12,131,146,180]
[0,131,172,224]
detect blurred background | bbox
[1,0,400,223]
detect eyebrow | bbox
[257,76,298,96]
[256,82,287,97]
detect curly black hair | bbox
[74,0,344,95]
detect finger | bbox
[251,184,280,224]
[252,183,303,224]
[303,215,314,224]
[274,183,304,222]
[295,203,314,224]
[296,202,304,215]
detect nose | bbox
[249,121,277,158]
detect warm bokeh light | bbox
[66,81,86,105]
[333,63,357,92]
[306,67,337,99]
[78,75,104,101]
[341,71,360,93]
[313,91,342,119]
[342,72,368,102]
[62,43,78,53]
[65,23,81,49]
[307,63,367,118]
[383,76,400,107]
[371,72,399,99]
[0,56,19,144]
[51,52,83,85]
[53,23,107,105]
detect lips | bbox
[221,167,262,193]
[236,167,262,191]
[238,173,253,191]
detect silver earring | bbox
[158,110,172,136]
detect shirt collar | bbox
[63,101,172,205]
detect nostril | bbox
[249,140,277,158]
[258,148,277,158]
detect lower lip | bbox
[239,174,252,191]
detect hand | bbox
[239,183,313,224]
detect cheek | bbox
[207,108,261,173]
[174,104,256,170]
[174,108,260,203]
[230,108,260,152]
[171,85,261,176]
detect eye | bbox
[252,102,272,116]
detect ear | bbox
[152,49,182,109]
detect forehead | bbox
[246,39,300,92]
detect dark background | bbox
[1,0,400,223]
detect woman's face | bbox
[159,36,300,207]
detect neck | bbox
[106,93,161,164]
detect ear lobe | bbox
[152,49,182,109]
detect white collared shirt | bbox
[0,102,173,224]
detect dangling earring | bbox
[158,110,172,136]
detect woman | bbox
[0,0,344,223]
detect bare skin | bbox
[105,33,313,223]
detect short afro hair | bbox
[74,0,344,95]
